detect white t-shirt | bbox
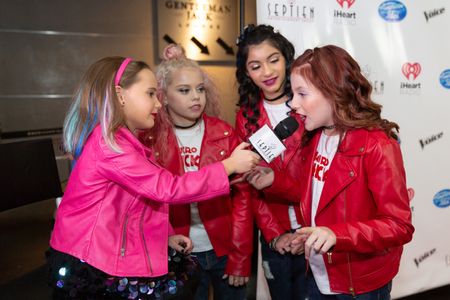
[174,120,213,252]
[310,131,340,294]
[263,100,300,230]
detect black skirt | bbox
[46,248,199,300]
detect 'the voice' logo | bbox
[400,62,422,94]
[424,7,445,22]
[419,132,443,149]
[336,0,355,9]
[414,248,436,268]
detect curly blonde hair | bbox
[144,44,221,153]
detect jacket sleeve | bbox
[263,169,301,204]
[235,112,285,243]
[329,140,414,253]
[96,137,230,204]
[224,131,253,276]
[225,181,254,276]
[252,190,286,242]
[234,110,248,142]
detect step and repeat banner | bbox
[256,0,450,299]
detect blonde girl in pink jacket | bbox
[48,57,259,299]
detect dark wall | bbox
[0,0,154,135]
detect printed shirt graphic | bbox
[174,120,213,252]
[310,131,340,295]
[263,100,300,229]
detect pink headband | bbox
[114,58,133,86]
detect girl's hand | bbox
[273,233,293,254]
[291,227,336,260]
[222,274,249,287]
[246,166,274,190]
[169,234,193,254]
[289,240,305,255]
[222,142,260,175]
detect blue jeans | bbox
[260,235,308,300]
[192,249,246,300]
[306,270,392,300]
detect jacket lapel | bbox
[300,133,320,226]
[314,129,368,218]
[315,155,357,215]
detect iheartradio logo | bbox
[402,63,421,80]
[336,0,356,9]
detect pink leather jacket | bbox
[50,126,230,277]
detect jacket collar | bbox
[159,114,233,174]
[337,129,369,156]
[201,114,232,141]
[115,126,153,159]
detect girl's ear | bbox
[115,86,125,106]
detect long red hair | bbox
[291,45,399,145]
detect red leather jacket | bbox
[152,115,253,276]
[295,128,414,295]
[235,100,305,242]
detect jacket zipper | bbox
[347,254,355,297]
[120,215,129,256]
[343,189,355,297]
[140,204,153,274]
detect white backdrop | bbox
[256,0,450,299]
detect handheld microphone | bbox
[273,115,299,140]
[248,116,299,163]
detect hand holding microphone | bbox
[230,116,299,185]
[222,142,261,176]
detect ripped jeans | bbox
[260,235,308,300]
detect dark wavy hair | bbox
[236,24,295,136]
[291,45,399,145]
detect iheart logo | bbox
[336,0,356,9]
[402,63,421,80]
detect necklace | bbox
[323,124,336,130]
[264,92,286,102]
[174,118,199,129]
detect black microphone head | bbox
[273,116,299,140]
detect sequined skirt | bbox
[46,248,199,299]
